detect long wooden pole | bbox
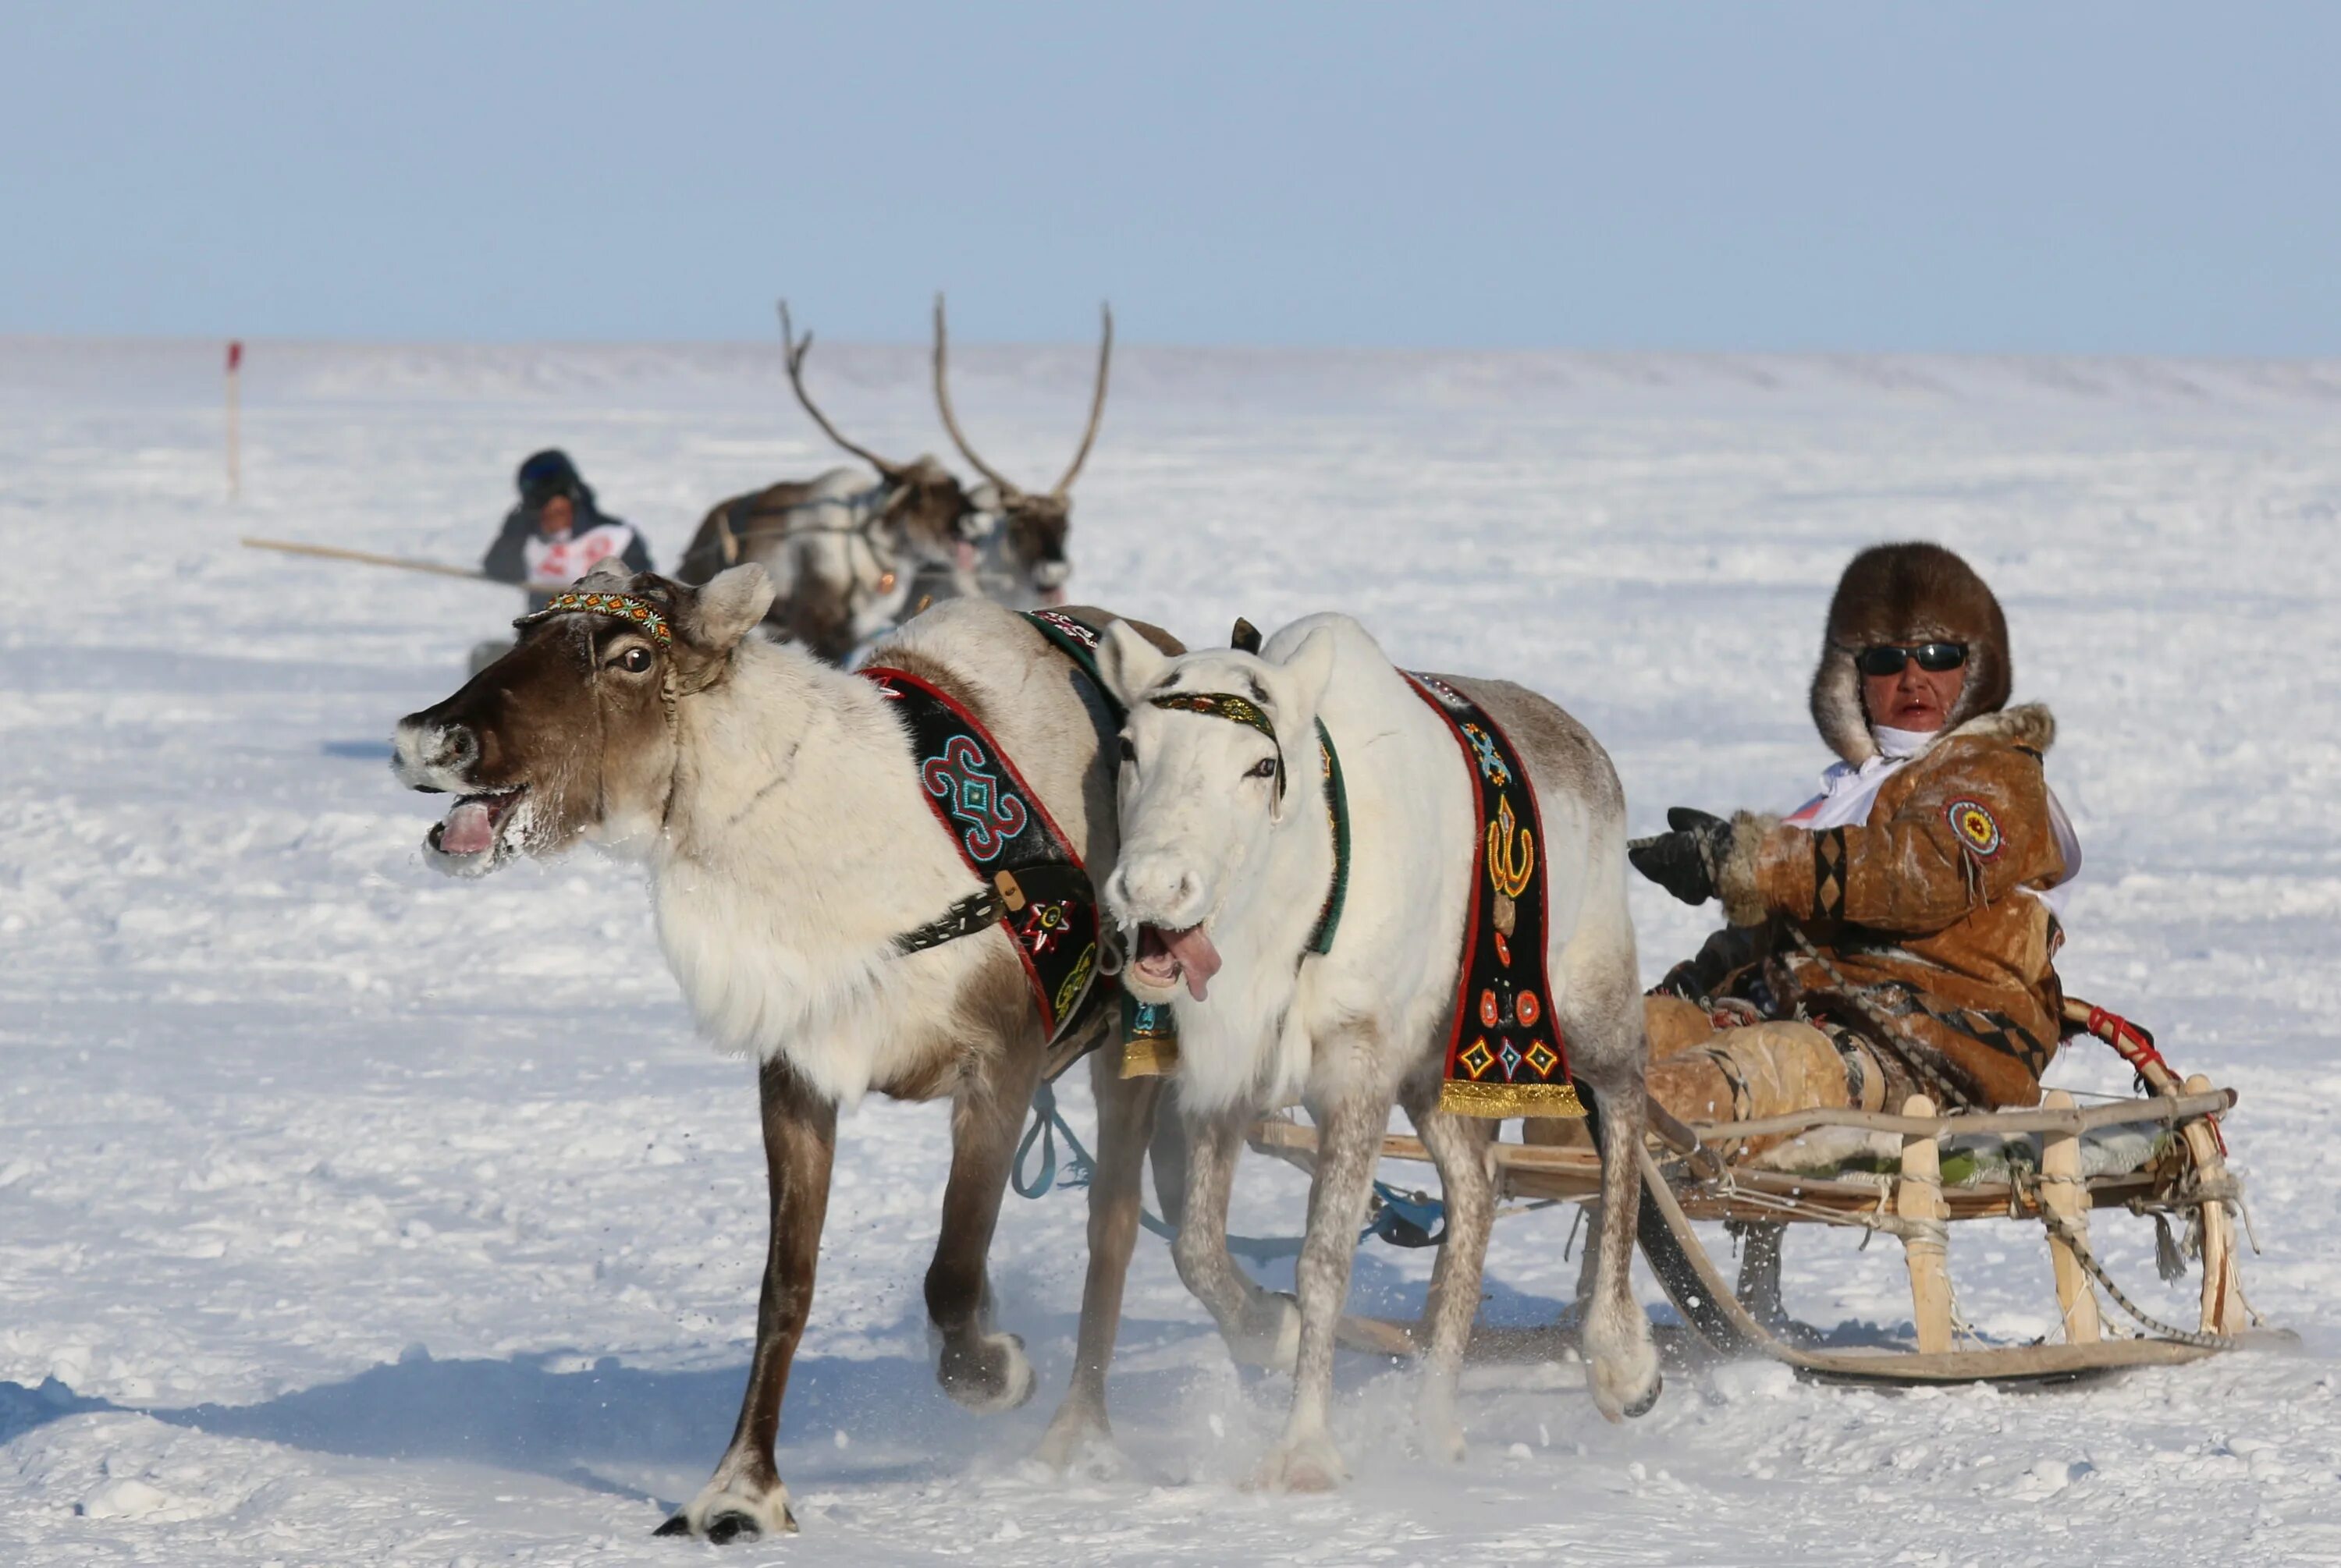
[240,536,493,582]
[1678,1085,2235,1146]
[226,340,243,500]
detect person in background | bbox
[482,449,653,614]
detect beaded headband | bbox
[515,590,673,645]
[1148,690,1287,798]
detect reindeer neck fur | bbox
[642,630,993,1105]
[1166,620,1474,1116]
[1160,722,1338,1117]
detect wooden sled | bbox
[1249,999,2283,1386]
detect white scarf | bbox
[1781,725,2081,917]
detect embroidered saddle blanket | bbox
[1404,676,1583,1119]
[861,609,1121,1045]
[1100,651,1579,1119]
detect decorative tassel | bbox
[2152,1211,2189,1282]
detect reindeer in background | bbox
[926,293,1112,613]
[674,304,986,662]
[680,300,1115,662]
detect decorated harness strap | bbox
[863,648,1104,1046]
[1405,674,1584,1119]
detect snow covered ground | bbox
[2,336,2337,1566]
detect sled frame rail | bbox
[1245,1079,2270,1386]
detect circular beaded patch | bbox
[1945,798,2003,860]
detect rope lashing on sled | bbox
[1011,1084,1447,1257]
[2034,1196,2233,1350]
[2069,1001,2229,1158]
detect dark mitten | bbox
[1627,807,1735,906]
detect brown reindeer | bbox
[673,303,986,662]
[391,564,1192,1540]
[929,294,1113,612]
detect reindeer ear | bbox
[1096,618,1168,708]
[1275,624,1337,717]
[578,558,634,591]
[1230,617,1263,655]
[688,564,776,649]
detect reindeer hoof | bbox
[1229,1291,1302,1371]
[1249,1431,1349,1494]
[1033,1403,1118,1474]
[657,1477,798,1541]
[1622,1371,1664,1420]
[705,1510,768,1545]
[937,1329,1036,1413]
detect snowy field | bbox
[2,336,2338,1566]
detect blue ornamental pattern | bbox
[921,735,1028,862]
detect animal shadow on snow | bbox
[2,1345,1049,1509]
[0,1255,1613,1506]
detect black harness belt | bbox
[863,612,1115,1047]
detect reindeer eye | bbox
[1246,756,1277,780]
[617,646,654,674]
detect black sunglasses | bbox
[1855,641,1967,677]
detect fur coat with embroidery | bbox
[1705,703,2069,1109]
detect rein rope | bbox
[1013,1080,1447,1257]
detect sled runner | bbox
[1247,997,2280,1385]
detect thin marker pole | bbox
[226,339,243,500]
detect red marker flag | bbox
[228,340,243,372]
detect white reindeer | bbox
[1095,612,1662,1488]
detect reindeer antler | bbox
[930,293,1022,499]
[777,300,904,480]
[1050,302,1113,498]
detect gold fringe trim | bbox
[1439,1078,1585,1119]
[1120,1037,1180,1079]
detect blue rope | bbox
[1012,1085,1442,1259]
[1012,1080,1094,1198]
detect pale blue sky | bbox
[4,2,2336,354]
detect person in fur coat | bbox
[1627,541,2080,1137]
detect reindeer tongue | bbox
[439,800,497,857]
[1162,925,1221,1001]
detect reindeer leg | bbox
[1401,1088,1495,1464]
[1035,1058,1161,1469]
[1549,917,1664,1422]
[925,1043,1046,1413]
[1253,1067,1390,1493]
[1148,1093,1190,1229]
[656,1058,836,1542]
[1171,1103,1301,1371]
[1580,1074,1662,1421]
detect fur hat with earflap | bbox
[1810,542,2011,765]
